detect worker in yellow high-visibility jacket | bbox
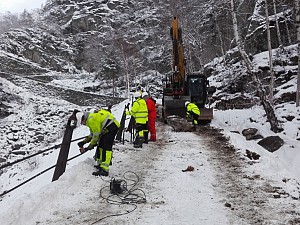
[185,101,200,125]
[126,91,148,148]
[77,109,120,176]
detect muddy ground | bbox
[195,125,300,224]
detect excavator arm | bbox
[170,16,185,87]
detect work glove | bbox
[79,147,88,154]
[125,109,130,116]
[77,141,86,148]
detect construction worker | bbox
[185,101,201,125]
[143,92,157,142]
[126,91,148,148]
[77,109,120,176]
[136,85,143,96]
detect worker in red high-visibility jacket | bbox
[142,92,157,142]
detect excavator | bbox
[162,16,213,123]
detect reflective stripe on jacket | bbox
[129,98,148,124]
[186,103,200,116]
[86,109,120,146]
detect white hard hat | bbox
[133,91,141,98]
[76,109,95,126]
[76,111,84,126]
[142,92,148,98]
[185,101,190,107]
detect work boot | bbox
[94,165,101,170]
[92,169,109,176]
[144,132,149,144]
[133,134,138,144]
[133,142,142,148]
[134,137,143,148]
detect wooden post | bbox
[52,109,79,182]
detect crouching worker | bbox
[185,101,201,125]
[77,109,120,176]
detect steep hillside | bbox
[0,0,296,77]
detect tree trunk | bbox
[112,72,115,104]
[264,0,274,103]
[284,18,292,45]
[295,0,300,107]
[272,0,282,47]
[213,7,225,56]
[230,0,281,133]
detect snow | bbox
[0,105,231,224]
[1,48,300,224]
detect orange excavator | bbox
[162,16,213,123]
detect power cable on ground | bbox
[91,171,147,225]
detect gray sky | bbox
[0,0,47,13]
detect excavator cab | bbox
[186,73,213,121]
[186,73,208,108]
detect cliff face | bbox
[0,0,297,76]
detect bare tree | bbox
[0,12,20,34]
[295,0,300,107]
[19,10,34,28]
[230,0,281,133]
[263,0,275,103]
[114,38,140,98]
[272,0,283,47]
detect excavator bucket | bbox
[163,95,213,123]
[199,108,213,121]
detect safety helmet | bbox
[82,111,90,120]
[185,101,190,107]
[133,91,141,99]
[76,109,95,125]
[75,111,83,126]
[142,92,148,98]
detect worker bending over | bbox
[77,109,120,176]
[185,101,201,125]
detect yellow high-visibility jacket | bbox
[186,103,200,116]
[128,98,148,124]
[85,109,120,147]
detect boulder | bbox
[242,128,263,140]
[258,136,284,152]
[167,115,194,132]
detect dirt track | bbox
[195,125,300,224]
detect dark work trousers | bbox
[95,123,119,163]
[190,112,200,125]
